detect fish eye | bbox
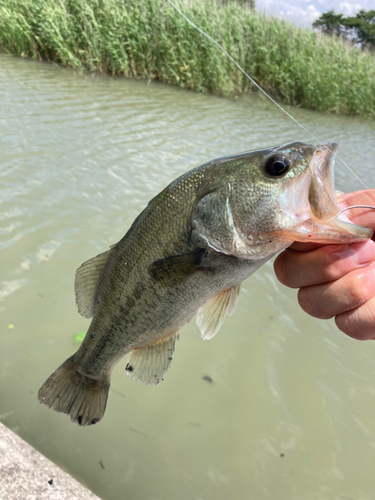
[265,156,290,177]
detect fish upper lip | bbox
[311,143,338,175]
[307,142,339,222]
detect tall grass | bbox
[1,0,375,117]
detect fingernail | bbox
[352,240,375,265]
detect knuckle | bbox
[321,245,352,281]
[274,252,297,288]
[346,269,375,305]
[297,287,333,319]
[335,299,375,340]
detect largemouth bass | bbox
[38,142,372,425]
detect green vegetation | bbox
[73,331,86,343]
[313,9,375,50]
[1,0,375,117]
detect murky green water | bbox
[1,53,375,500]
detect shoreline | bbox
[0,0,374,118]
[0,422,101,500]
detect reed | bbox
[1,0,374,117]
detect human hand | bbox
[274,190,375,340]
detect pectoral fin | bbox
[196,284,241,340]
[125,333,177,385]
[148,249,211,287]
[74,245,116,318]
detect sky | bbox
[255,0,374,27]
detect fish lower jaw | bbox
[334,219,373,239]
[287,219,373,243]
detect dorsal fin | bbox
[196,284,241,340]
[74,245,116,318]
[125,333,177,385]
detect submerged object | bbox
[38,142,372,425]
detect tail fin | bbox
[38,355,110,426]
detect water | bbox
[1,53,375,500]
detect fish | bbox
[38,142,372,425]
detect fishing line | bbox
[336,205,375,217]
[166,0,368,190]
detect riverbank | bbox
[0,0,374,117]
[0,422,101,499]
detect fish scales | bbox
[78,159,252,373]
[38,142,373,425]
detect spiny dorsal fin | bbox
[125,333,177,385]
[148,249,211,287]
[74,245,116,318]
[196,284,241,340]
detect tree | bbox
[312,10,345,37]
[344,10,375,49]
[313,9,375,50]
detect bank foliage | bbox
[1,0,375,117]
[313,10,375,50]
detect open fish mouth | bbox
[308,143,339,222]
[286,142,373,243]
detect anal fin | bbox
[196,284,241,340]
[125,333,177,385]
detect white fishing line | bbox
[337,205,375,217]
[166,0,368,189]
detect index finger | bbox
[288,242,325,252]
